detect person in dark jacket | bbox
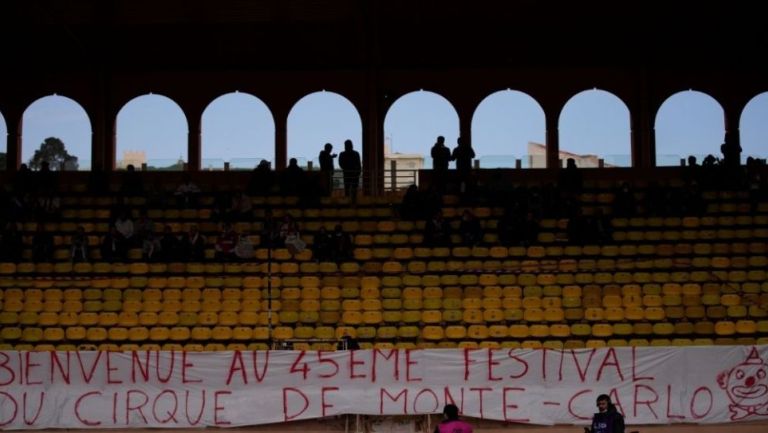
[585,394,625,433]
[338,139,361,198]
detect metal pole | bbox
[266,206,273,349]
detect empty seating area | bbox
[1,182,768,351]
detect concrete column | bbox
[187,114,201,171]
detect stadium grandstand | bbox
[0,1,767,432]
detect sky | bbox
[3,89,768,170]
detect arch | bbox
[559,89,631,168]
[287,90,362,168]
[0,111,6,170]
[116,93,188,170]
[655,90,725,166]
[471,89,545,168]
[383,90,459,170]
[202,92,275,170]
[22,94,92,170]
[739,92,768,163]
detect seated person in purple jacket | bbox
[434,404,473,433]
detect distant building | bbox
[384,141,424,189]
[528,142,614,168]
[117,150,146,169]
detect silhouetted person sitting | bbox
[234,232,255,261]
[180,224,206,261]
[459,209,483,246]
[175,174,201,208]
[229,192,252,221]
[0,223,23,262]
[159,225,180,261]
[399,184,422,220]
[337,333,360,350]
[331,224,353,262]
[13,164,33,196]
[338,139,361,198]
[423,210,452,247]
[32,224,54,262]
[247,160,274,195]
[613,182,636,217]
[121,164,144,195]
[559,158,583,193]
[281,158,305,195]
[70,226,89,262]
[215,222,239,261]
[567,208,589,244]
[35,161,57,195]
[260,208,280,249]
[100,228,122,262]
[313,227,333,262]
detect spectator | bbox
[280,215,306,255]
[260,208,280,249]
[229,192,253,221]
[459,209,483,246]
[158,225,179,261]
[175,174,201,208]
[585,394,625,433]
[100,228,122,262]
[331,224,353,262]
[180,224,207,262]
[0,223,23,262]
[451,136,475,174]
[121,164,144,195]
[337,333,360,350]
[318,143,337,195]
[247,160,274,195]
[423,210,452,247]
[313,227,333,262]
[70,226,89,262]
[114,211,135,252]
[234,232,255,261]
[338,139,361,198]
[559,158,583,193]
[399,184,422,220]
[434,404,473,433]
[281,158,305,195]
[215,222,239,261]
[32,224,54,262]
[431,136,451,191]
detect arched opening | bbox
[655,90,725,166]
[202,91,275,170]
[472,89,545,168]
[116,94,188,170]
[22,95,92,170]
[559,89,631,167]
[739,92,768,163]
[287,91,362,168]
[384,90,459,189]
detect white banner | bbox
[1,346,767,429]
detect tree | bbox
[28,137,79,170]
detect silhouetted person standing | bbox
[318,143,337,195]
[338,139,361,198]
[431,135,451,191]
[451,136,475,193]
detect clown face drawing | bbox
[717,347,768,420]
